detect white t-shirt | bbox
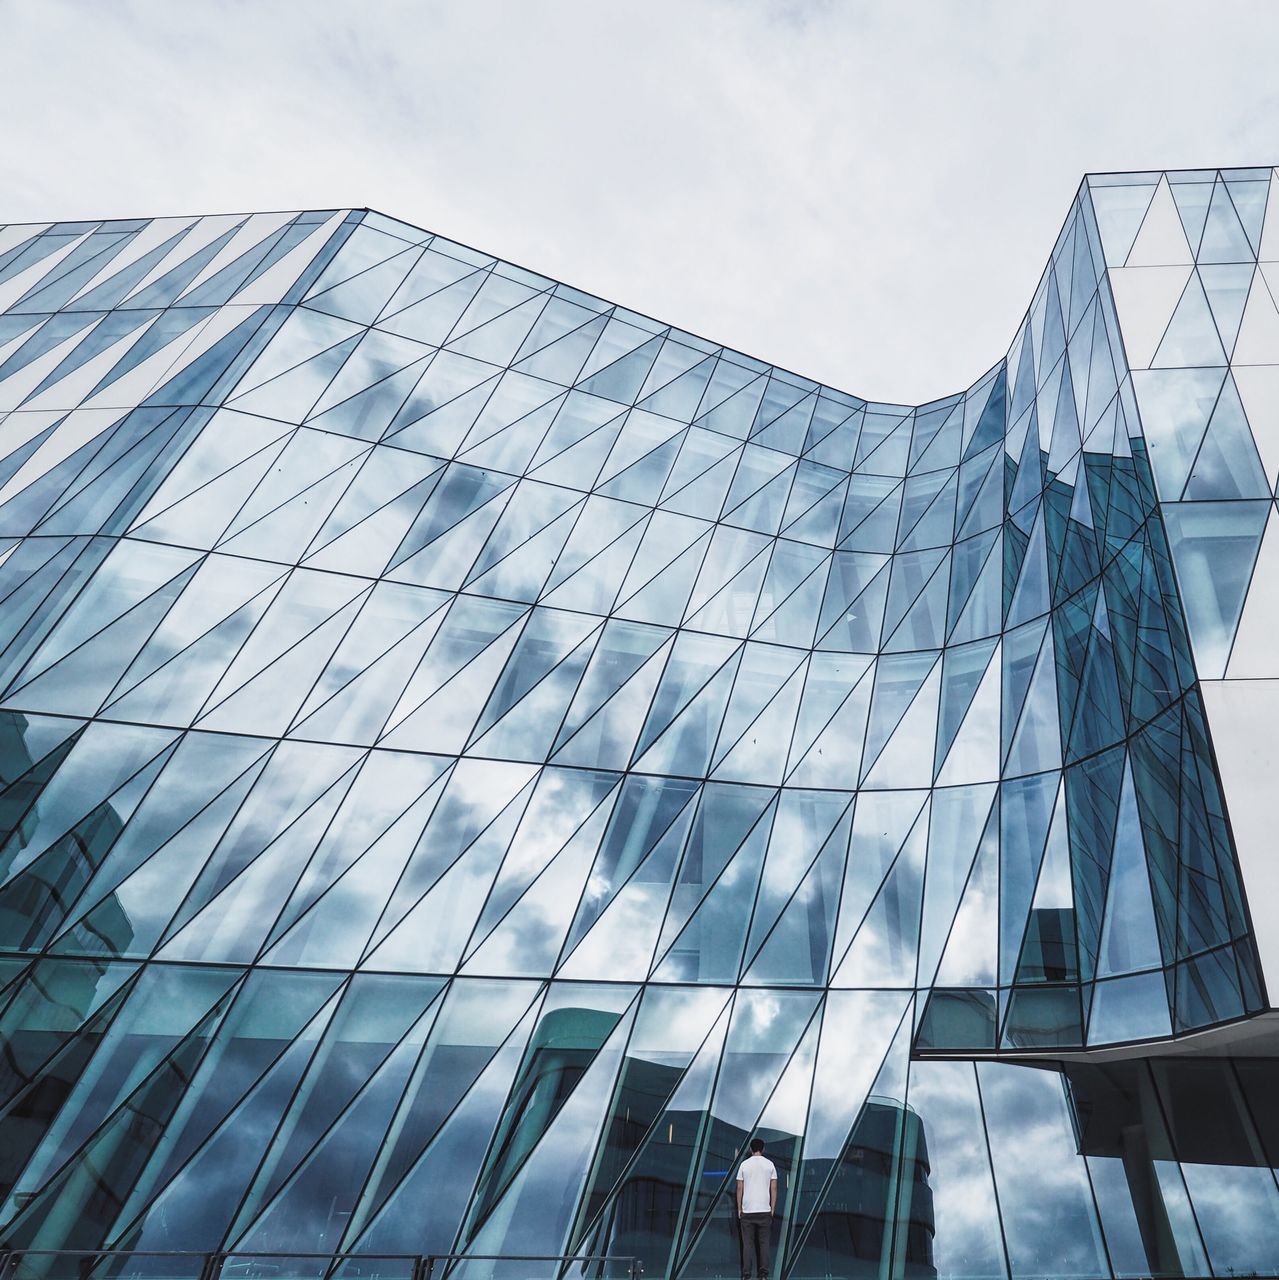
[736,1153,777,1214]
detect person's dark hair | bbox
[750,1138,765,1154]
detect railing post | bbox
[199,1252,225,1280]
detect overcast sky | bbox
[3,0,1279,403]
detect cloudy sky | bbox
[4,0,1279,402]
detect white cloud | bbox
[2,0,1278,402]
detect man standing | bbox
[735,1137,777,1280]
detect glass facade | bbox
[0,170,1278,1277]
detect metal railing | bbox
[0,1253,643,1280]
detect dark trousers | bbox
[739,1211,771,1279]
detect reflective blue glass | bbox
[1,175,1279,1278]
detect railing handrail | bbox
[0,1253,637,1261]
[0,1249,643,1278]
[409,1259,639,1265]
[0,1255,426,1262]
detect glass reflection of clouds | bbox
[2,174,1279,1277]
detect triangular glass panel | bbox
[1198,178,1256,264]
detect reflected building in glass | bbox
[2,170,1279,1278]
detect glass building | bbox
[2,168,1279,1279]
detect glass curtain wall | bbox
[0,172,1277,1278]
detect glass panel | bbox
[1152,1058,1279,1276]
[220,1257,414,1280]
[977,1062,1109,1279]
[903,1060,1006,1280]
[8,1255,208,1280]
